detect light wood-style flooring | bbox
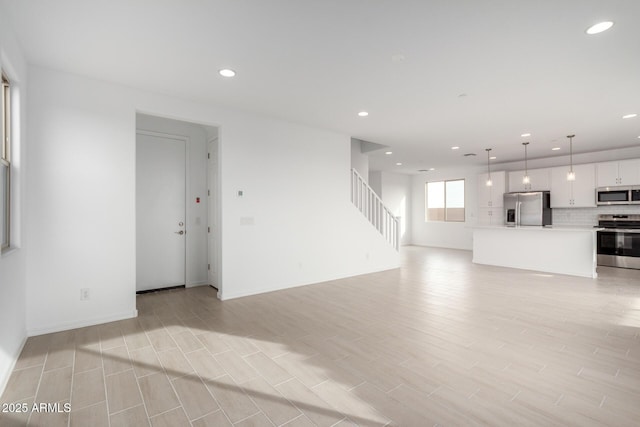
[1,246,640,426]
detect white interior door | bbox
[136,131,186,291]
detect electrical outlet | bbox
[80,288,90,301]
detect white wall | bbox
[0,10,28,395]
[378,172,412,246]
[25,66,399,333]
[368,171,382,197]
[350,139,368,181]
[26,68,138,335]
[218,118,399,300]
[136,114,210,286]
[411,166,483,250]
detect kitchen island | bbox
[472,225,600,278]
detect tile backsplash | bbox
[553,205,640,226]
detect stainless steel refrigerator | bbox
[504,191,552,226]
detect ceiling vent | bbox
[463,153,476,157]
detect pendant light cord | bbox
[522,142,530,185]
[485,148,492,185]
[567,134,575,173]
[566,134,576,181]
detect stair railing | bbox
[350,168,400,250]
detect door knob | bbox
[174,230,184,235]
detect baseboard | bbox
[186,281,209,288]
[410,243,473,251]
[0,334,28,400]
[26,310,138,337]
[136,285,185,294]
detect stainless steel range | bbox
[597,214,640,269]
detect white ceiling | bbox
[2,0,639,173]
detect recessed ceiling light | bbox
[586,21,614,35]
[451,146,460,150]
[521,133,531,137]
[396,162,402,166]
[552,147,561,151]
[490,156,496,160]
[219,69,236,77]
[622,113,637,119]
[358,111,369,117]
[429,168,435,171]
[385,151,393,155]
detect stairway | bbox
[350,169,400,250]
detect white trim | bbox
[0,334,27,399]
[207,136,221,295]
[27,310,138,337]
[215,129,223,297]
[186,280,209,287]
[136,129,189,142]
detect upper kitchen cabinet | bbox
[508,168,551,192]
[550,164,596,208]
[596,159,640,187]
[478,171,506,207]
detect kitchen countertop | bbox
[472,225,602,232]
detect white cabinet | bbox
[477,171,505,208]
[571,165,597,207]
[550,164,596,207]
[596,162,619,186]
[477,171,505,225]
[508,168,551,192]
[550,167,572,207]
[596,160,640,187]
[478,207,504,225]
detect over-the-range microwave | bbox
[596,186,640,205]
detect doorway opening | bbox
[135,113,220,295]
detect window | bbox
[425,179,465,222]
[1,72,10,250]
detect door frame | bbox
[207,137,219,290]
[135,129,190,290]
[210,132,222,298]
[134,111,222,299]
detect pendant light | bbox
[566,134,576,181]
[522,142,530,185]
[485,148,493,186]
